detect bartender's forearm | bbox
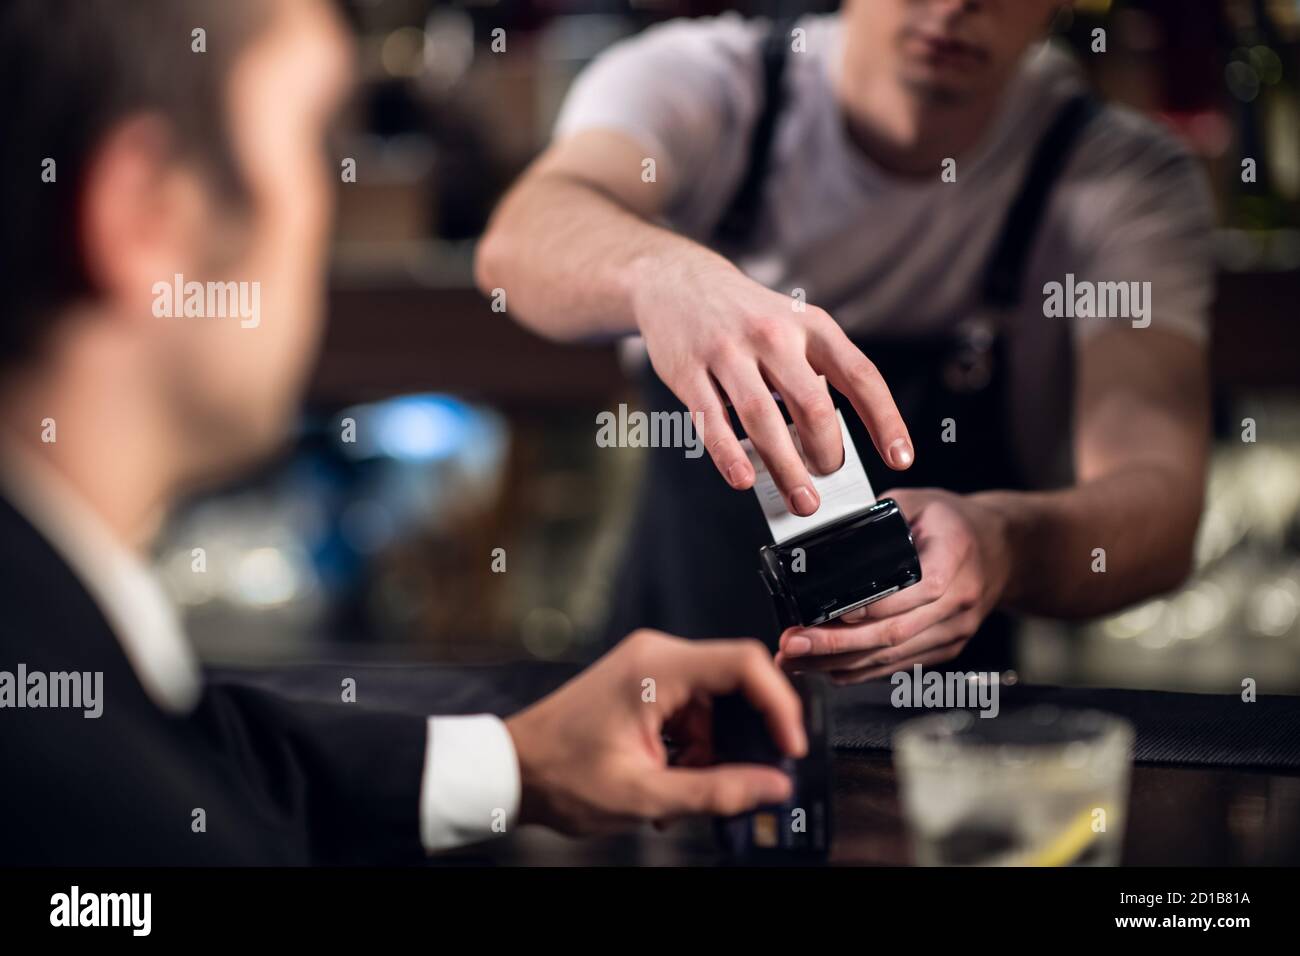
[475,136,735,341]
[977,463,1202,618]
[980,328,1209,619]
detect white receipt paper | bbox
[743,409,877,544]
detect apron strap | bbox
[981,92,1102,311]
[711,16,799,246]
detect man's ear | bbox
[78,115,209,319]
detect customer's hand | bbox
[506,629,806,835]
[776,488,1013,684]
[632,256,913,516]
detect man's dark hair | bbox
[0,0,272,365]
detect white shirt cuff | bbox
[419,714,521,853]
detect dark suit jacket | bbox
[0,495,427,865]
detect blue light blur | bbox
[339,394,485,463]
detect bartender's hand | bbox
[775,488,1013,684]
[506,630,806,835]
[632,256,914,517]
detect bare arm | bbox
[477,129,915,517]
[983,326,1209,616]
[475,129,729,341]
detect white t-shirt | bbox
[554,13,1216,484]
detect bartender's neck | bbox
[0,313,179,555]
[835,25,1006,178]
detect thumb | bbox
[879,487,933,522]
[640,765,794,820]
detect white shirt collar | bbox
[0,435,202,715]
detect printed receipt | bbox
[743,409,877,544]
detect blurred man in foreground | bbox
[0,0,804,865]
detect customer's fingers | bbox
[639,765,793,820]
[667,638,807,758]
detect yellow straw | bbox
[1012,804,1112,867]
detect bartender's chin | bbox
[898,70,976,106]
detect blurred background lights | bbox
[422,10,475,92]
[381,26,426,78]
[1226,59,1262,101]
[235,547,304,609]
[339,393,503,465]
[1247,576,1300,637]
[521,607,574,660]
[1103,600,1167,641]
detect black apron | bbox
[601,23,1100,673]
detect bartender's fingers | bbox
[782,607,978,674]
[675,372,755,490]
[830,628,971,686]
[639,765,794,820]
[838,592,920,625]
[779,594,955,664]
[714,361,820,517]
[762,358,844,477]
[665,638,807,758]
[808,320,914,470]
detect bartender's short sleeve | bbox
[552,14,764,229]
[1058,107,1216,344]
